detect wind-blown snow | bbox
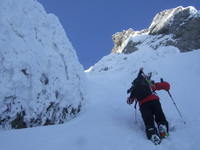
[0,0,86,129]
[1,45,200,149]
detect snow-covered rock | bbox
[0,0,86,129]
[112,6,200,54]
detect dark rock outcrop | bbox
[112,6,200,53]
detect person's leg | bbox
[151,100,169,138]
[151,100,168,131]
[140,102,158,139]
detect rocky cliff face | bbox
[0,0,86,129]
[112,6,200,54]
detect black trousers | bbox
[140,100,168,139]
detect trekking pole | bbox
[161,78,186,125]
[135,108,137,124]
[134,101,138,124]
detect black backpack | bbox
[131,75,153,101]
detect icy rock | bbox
[0,0,86,129]
[112,6,200,54]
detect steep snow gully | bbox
[1,48,200,150]
[0,0,200,149]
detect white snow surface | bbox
[1,0,200,149]
[1,46,200,149]
[0,0,86,128]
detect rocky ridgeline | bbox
[112,6,200,54]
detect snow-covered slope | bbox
[0,0,86,129]
[1,46,200,150]
[1,1,200,149]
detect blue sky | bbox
[38,0,200,69]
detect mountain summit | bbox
[112,6,200,54]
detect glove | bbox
[127,97,134,105]
[162,82,170,91]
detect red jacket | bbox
[127,82,170,107]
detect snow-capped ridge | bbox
[112,6,200,54]
[87,46,180,76]
[149,6,197,31]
